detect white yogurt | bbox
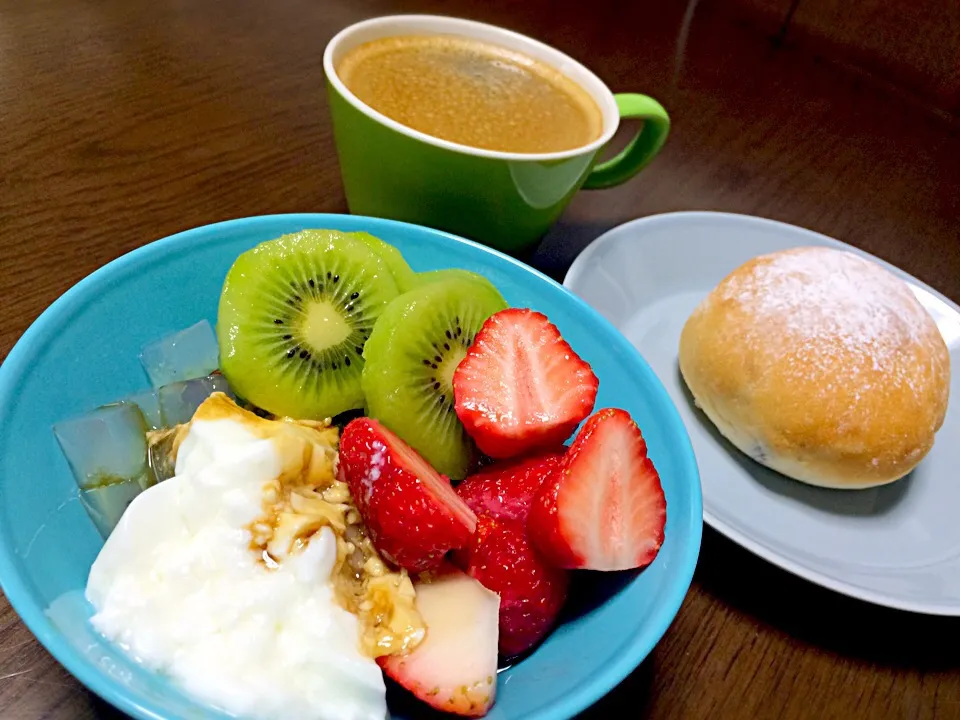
[86,418,387,720]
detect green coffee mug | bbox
[323,15,670,255]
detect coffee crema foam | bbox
[336,34,603,154]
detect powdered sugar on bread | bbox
[717,247,938,394]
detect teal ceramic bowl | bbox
[0,215,701,720]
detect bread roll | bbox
[678,246,950,489]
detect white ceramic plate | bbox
[563,211,960,614]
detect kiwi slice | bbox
[217,230,400,419]
[347,231,418,293]
[361,276,508,479]
[414,268,492,289]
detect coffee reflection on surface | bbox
[336,34,603,154]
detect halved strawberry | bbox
[380,567,500,717]
[339,418,477,573]
[456,515,569,659]
[453,308,599,459]
[455,450,564,523]
[528,408,666,571]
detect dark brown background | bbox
[1,0,959,718]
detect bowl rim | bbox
[0,213,702,720]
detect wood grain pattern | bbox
[713,0,797,35]
[1,0,959,718]
[786,0,960,115]
[721,0,960,115]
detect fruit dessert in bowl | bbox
[0,215,701,720]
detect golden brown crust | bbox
[678,246,951,489]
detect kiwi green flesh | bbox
[361,277,508,479]
[346,231,418,294]
[414,268,492,290]
[217,230,400,419]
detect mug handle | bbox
[582,94,671,190]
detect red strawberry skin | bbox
[455,450,564,523]
[456,515,569,658]
[453,308,599,459]
[339,418,477,573]
[528,408,667,572]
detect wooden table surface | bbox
[2,0,959,718]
